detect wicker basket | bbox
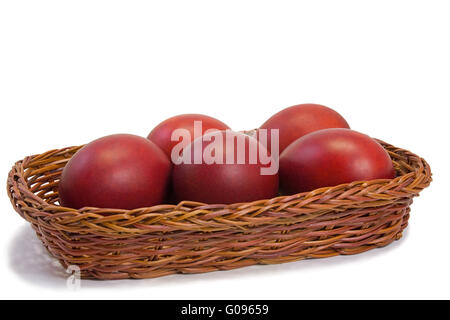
[7,139,432,280]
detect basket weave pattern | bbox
[7,140,431,280]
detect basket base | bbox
[33,208,410,280]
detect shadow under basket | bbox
[7,140,432,280]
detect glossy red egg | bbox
[59,134,171,209]
[260,103,350,153]
[147,114,230,161]
[172,131,279,204]
[279,128,396,194]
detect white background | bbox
[0,0,448,300]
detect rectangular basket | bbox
[7,140,432,280]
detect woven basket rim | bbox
[9,139,431,211]
[8,138,432,220]
[6,139,432,215]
